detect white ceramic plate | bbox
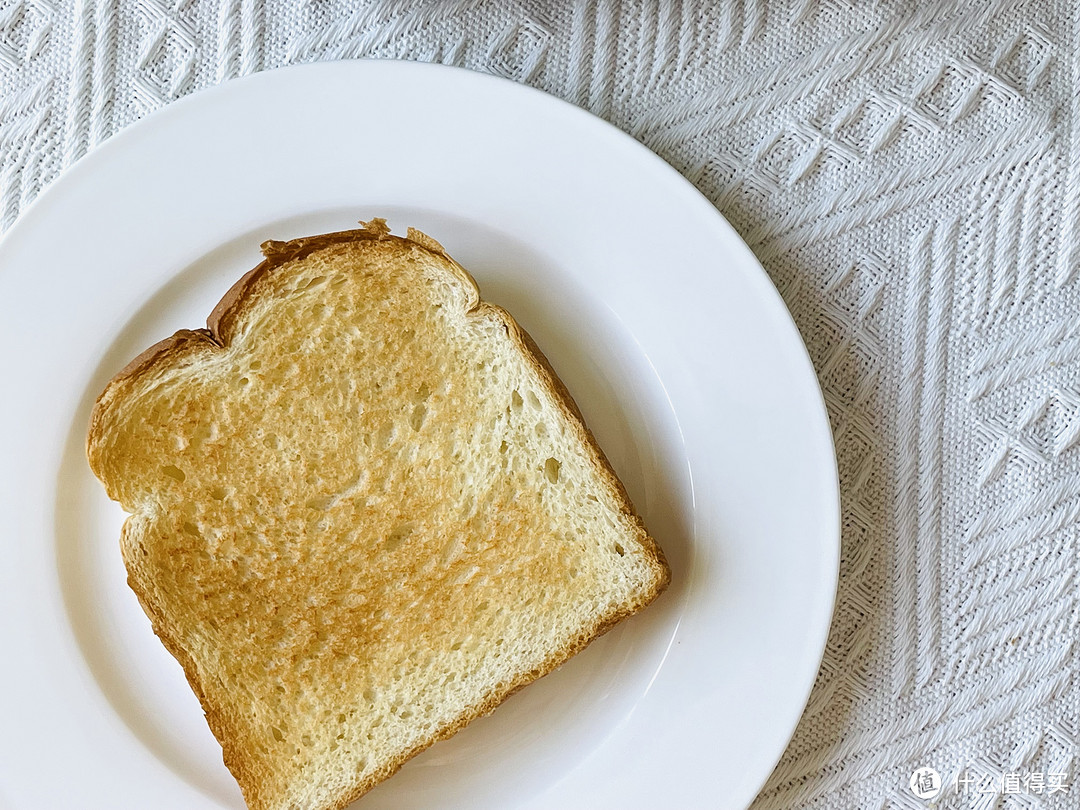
[0,60,838,810]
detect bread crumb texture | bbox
[87,224,669,810]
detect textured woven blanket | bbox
[2,1,1077,808]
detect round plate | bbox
[0,60,838,810]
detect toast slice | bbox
[86,219,669,810]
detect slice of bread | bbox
[86,219,669,810]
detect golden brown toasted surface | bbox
[86,220,669,810]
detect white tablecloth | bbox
[3,2,1077,808]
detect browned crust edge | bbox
[324,574,668,810]
[86,218,671,810]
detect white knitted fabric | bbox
[2,1,1078,808]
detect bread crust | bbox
[86,219,669,810]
